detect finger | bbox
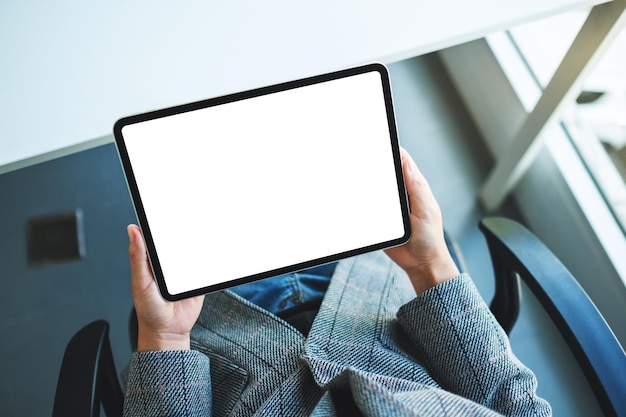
[400,149,438,219]
[127,224,156,292]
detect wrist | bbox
[137,329,191,352]
[405,255,460,294]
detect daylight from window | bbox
[493,9,626,234]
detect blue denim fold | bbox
[230,263,336,315]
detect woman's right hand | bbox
[384,149,460,294]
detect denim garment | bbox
[230,263,336,315]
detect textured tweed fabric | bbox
[124,251,551,417]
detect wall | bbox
[0,142,135,416]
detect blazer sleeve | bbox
[123,350,212,417]
[396,273,552,417]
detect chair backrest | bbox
[479,217,626,417]
[52,320,123,417]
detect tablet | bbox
[114,63,410,301]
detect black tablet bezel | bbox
[114,63,410,301]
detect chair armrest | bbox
[52,320,123,417]
[479,217,626,417]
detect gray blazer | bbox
[123,251,551,416]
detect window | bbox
[438,5,626,349]
[489,8,626,234]
[478,7,626,284]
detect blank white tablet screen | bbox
[120,67,407,298]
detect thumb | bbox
[127,224,156,292]
[400,148,439,221]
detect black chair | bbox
[51,309,136,417]
[51,320,124,417]
[51,217,626,417]
[481,217,626,417]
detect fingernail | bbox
[127,225,135,243]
